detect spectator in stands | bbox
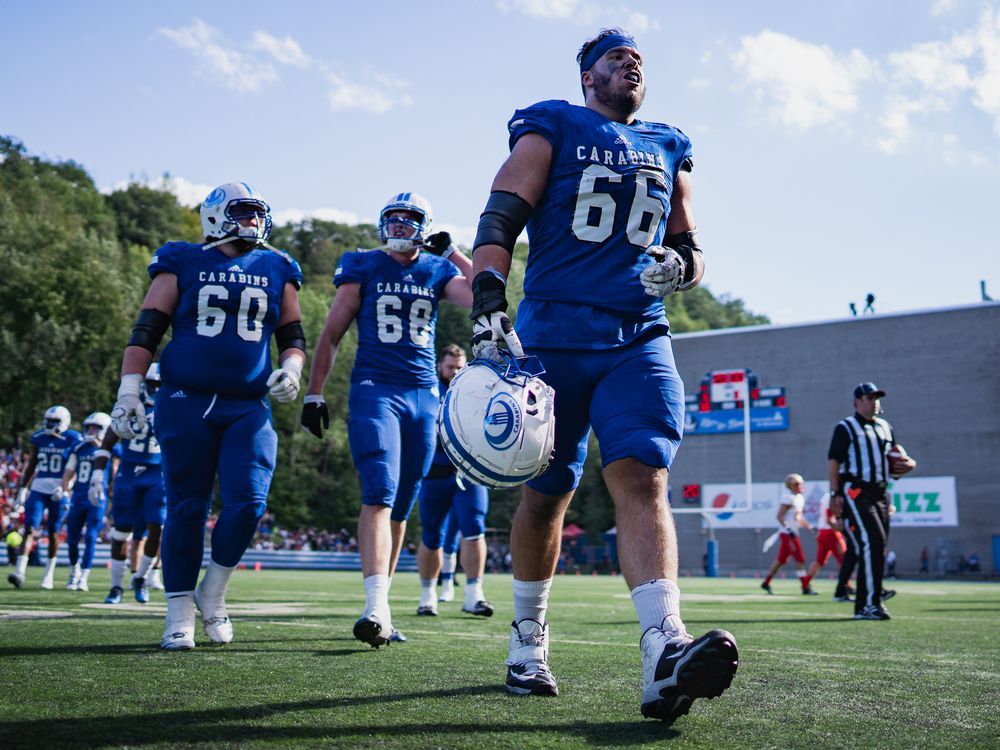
[919,547,929,574]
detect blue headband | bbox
[580,33,638,73]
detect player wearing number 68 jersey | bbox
[108,182,306,651]
[302,192,473,648]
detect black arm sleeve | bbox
[127,309,172,353]
[274,321,307,354]
[472,191,533,255]
[828,424,850,462]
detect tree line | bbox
[0,136,768,541]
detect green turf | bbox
[0,570,997,749]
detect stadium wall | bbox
[668,302,1000,577]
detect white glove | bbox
[52,486,65,502]
[640,246,687,297]
[266,357,303,403]
[16,487,28,506]
[111,373,145,439]
[471,312,524,361]
[88,474,105,507]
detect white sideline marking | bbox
[0,609,74,620]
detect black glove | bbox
[301,395,329,439]
[424,231,453,256]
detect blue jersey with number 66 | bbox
[149,242,303,397]
[508,99,693,349]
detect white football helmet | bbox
[141,362,161,407]
[82,412,112,443]
[378,192,433,252]
[438,354,555,489]
[43,405,71,435]
[200,182,272,247]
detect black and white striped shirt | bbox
[828,414,896,485]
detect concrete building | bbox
[668,302,1000,579]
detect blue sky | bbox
[5,0,999,324]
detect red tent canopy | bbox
[562,523,586,539]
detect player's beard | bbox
[591,68,645,119]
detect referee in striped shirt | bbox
[827,382,911,620]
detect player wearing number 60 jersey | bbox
[302,192,473,648]
[468,28,737,721]
[108,182,306,651]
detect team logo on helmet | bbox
[204,187,227,207]
[484,392,522,450]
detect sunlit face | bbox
[855,395,880,419]
[437,354,466,385]
[584,45,645,117]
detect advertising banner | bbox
[698,477,958,529]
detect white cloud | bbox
[158,19,278,93]
[251,31,311,68]
[327,72,412,114]
[497,0,656,33]
[103,175,215,207]
[688,77,711,90]
[931,0,957,16]
[271,207,365,226]
[970,6,1000,133]
[732,31,875,130]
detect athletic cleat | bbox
[416,605,438,616]
[161,595,197,650]
[833,594,853,603]
[77,577,90,593]
[389,629,407,643]
[66,565,81,591]
[40,575,54,590]
[640,628,739,723]
[462,600,495,617]
[881,589,896,602]
[760,582,772,595]
[854,606,891,621]
[104,586,123,604]
[133,577,150,604]
[505,619,558,696]
[353,614,391,648]
[194,587,233,644]
[802,587,818,596]
[149,569,164,590]
[8,572,24,589]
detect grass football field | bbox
[0,570,997,749]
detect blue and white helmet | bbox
[438,354,555,489]
[43,405,71,435]
[378,192,433,252]
[200,182,273,246]
[82,412,112,443]
[141,362,161,407]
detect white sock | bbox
[136,554,155,579]
[165,592,195,628]
[631,579,685,637]
[44,556,58,577]
[150,567,162,586]
[363,574,391,623]
[512,578,552,624]
[80,568,91,584]
[16,553,28,576]
[419,578,437,607]
[197,561,236,616]
[68,562,81,580]
[465,578,485,606]
[110,559,127,589]
[442,553,457,576]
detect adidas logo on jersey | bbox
[614,134,632,146]
[402,274,415,282]
[170,390,187,399]
[359,380,374,386]
[228,265,242,272]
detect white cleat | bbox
[66,564,81,590]
[161,595,196,651]
[438,580,456,602]
[77,577,90,592]
[194,587,233,644]
[40,575,54,590]
[149,569,164,590]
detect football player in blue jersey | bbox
[302,193,473,648]
[467,29,738,720]
[8,405,82,589]
[60,412,113,592]
[92,364,165,605]
[108,183,306,650]
[416,344,493,618]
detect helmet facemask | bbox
[377,193,434,253]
